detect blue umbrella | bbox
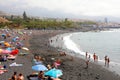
[12,38,16,42]
[32,64,48,71]
[44,68,63,78]
[1,34,6,37]
[6,47,12,51]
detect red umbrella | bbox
[10,49,19,55]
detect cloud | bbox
[0,0,120,17]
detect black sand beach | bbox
[0,30,120,80]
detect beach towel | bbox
[22,47,29,51]
[7,55,16,60]
[9,62,23,67]
[0,70,4,74]
[0,65,4,69]
[0,70,7,75]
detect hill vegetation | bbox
[0,11,97,30]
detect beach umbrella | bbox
[12,38,17,42]
[4,42,11,47]
[44,68,63,78]
[1,49,11,54]
[1,34,6,37]
[6,47,12,51]
[12,36,19,42]
[32,64,48,71]
[10,49,19,55]
[0,49,3,53]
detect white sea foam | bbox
[63,34,84,55]
[101,28,120,32]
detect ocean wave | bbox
[101,28,120,32]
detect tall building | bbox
[105,17,108,23]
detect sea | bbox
[63,29,120,75]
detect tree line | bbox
[0,11,97,30]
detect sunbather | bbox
[7,55,16,60]
[0,69,8,75]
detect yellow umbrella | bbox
[4,42,10,47]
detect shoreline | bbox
[63,31,120,76]
[49,30,120,79]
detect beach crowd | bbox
[0,29,64,80]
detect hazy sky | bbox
[0,0,120,19]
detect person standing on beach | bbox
[86,60,89,69]
[93,53,96,62]
[86,52,88,59]
[88,54,91,61]
[104,55,108,66]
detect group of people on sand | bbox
[8,72,24,80]
[0,29,32,79]
[85,52,110,68]
[27,54,62,80]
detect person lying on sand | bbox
[7,55,16,60]
[0,69,8,75]
[59,52,66,56]
[53,59,62,68]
